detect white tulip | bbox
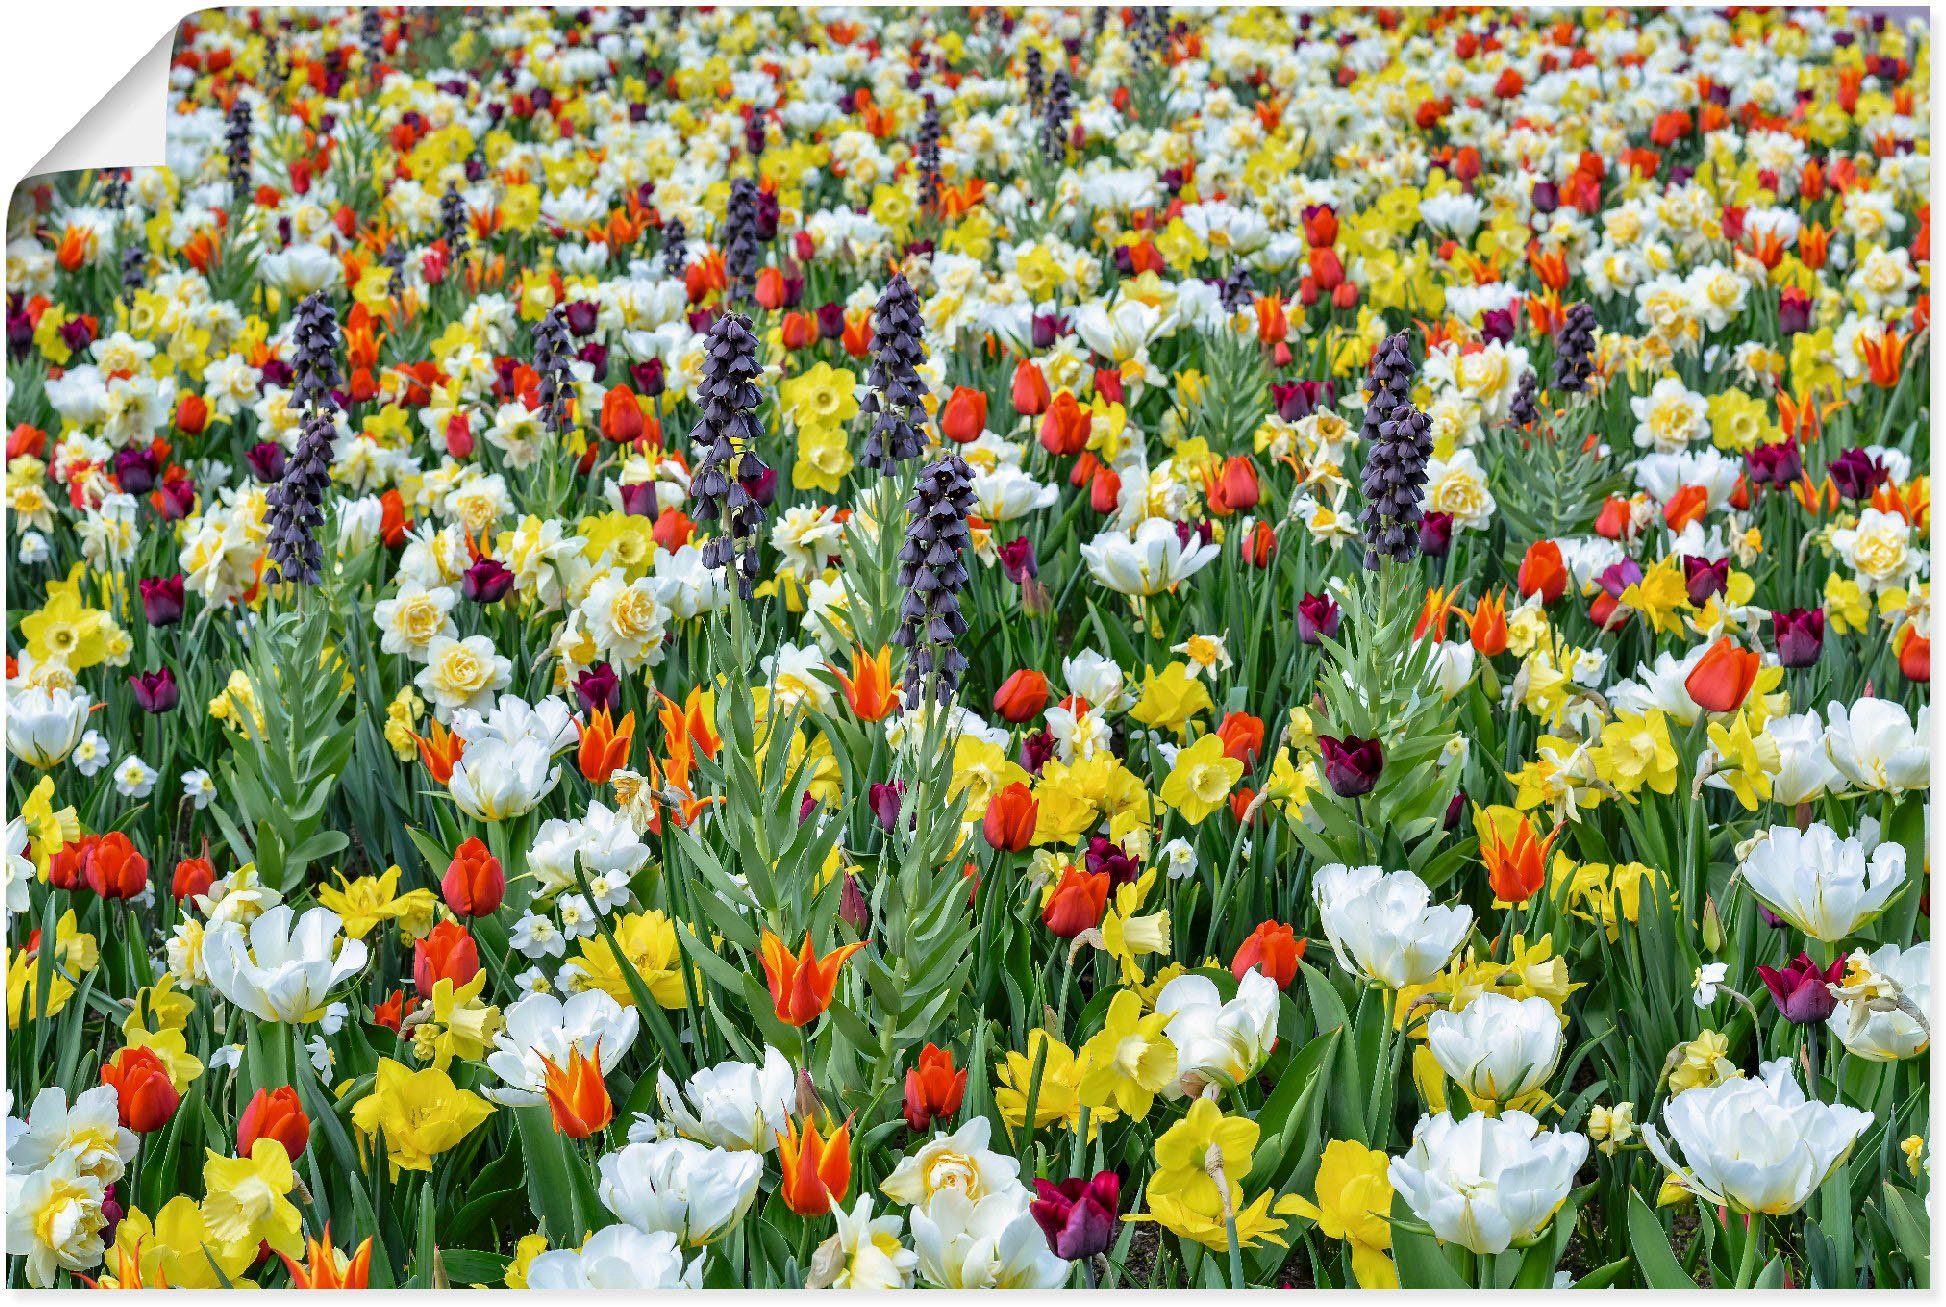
[1155,970,1280,1096]
[653,1046,796,1152]
[1823,698,1930,792]
[1767,710,1839,806]
[525,1224,702,1289]
[486,989,639,1106]
[1388,1111,1589,1254]
[1737,822,1905,942]
[1425,992,1564,1103]
[1827,942,1931,1063]
[598,1136,762,1246]
[1643,1059,1871,1214]
[1314,863,1473,989]
[1079,517,1221,597]
[447,737,562,822]
[5,684,92,768]
[911,1189,1071,1289]
[203,905,368,1023]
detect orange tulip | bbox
[1010,359,1051,416]
[777,1115,853,1216]
[578,707,635,783]
[759,931,867,1027]
[1684,637,1761,714]
[278,1229,375,1289]
[1516,539,1569,604]
[1477,807,1560,905]
[414,717,464,785]
[1467,589,1508,656]
[541,1042,613,1139]
[1206,456,1260,515]
[939,385,988,443]
[1216,711,1265,766]
[991,668,1049,722]
[981,782,1039,852]
[600,385,647,445]
[780,310,818,350]
[100,1046,180,1134]
[902,1044,967,1133]
[754,266,790,311]
[834,646,900,721]
[1038,390,1091,456]
[1040,866,1110,937]
[1661,483,1710,532]
[1231,920,1305,988]
[1897,624,1930,683]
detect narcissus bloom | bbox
[349,1058,495,1175]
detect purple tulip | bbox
[1772,608,1826,668]
[1296,591,1342,645]
[1756,952,1844,1024]
[128,667,179,714]
[999,537,1038,584]
[630,356,666,397]
[112,447,158,494]
[869,780,906,832]
[139,575,186,626]
[618,481,658,517]
[1681,555,1730,606]
[1418,511,1455,558]
[461,556,515,604]
[1084,836,1139,889]
[1745,440,1803,487]
[246,441,287,484]
[1019,730,1056,777]
[1271,379,1333,421]
[573,662,621,714]
[1828,447,1888,501]
[838,872,871,933]
[1319,734,1384,798]
[815,302,847,340]
[563,300,600,337]
[1031,1172,1121,1261]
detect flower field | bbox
[3,3,1935,1291]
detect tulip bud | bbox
[1318,734,1383,798]
[238,1086,311,1160]
[1030,1172,1121,1260]
[442,836,506,917]
[992,669,1050,722]
[101,1047,179,1134]
[902,1044,968,1133]
[172,853,216,901]
[84,832,149,900]
[1231,920,1304,988]
[982,782,1039,852]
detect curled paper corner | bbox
[26,28,176,183]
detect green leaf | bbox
[1625,1188,1697,1289]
